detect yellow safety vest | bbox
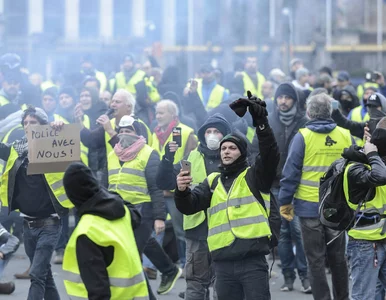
[246,127,255,143]
[144,77,161,103]
[0,124,23,188]
[242,72,266,99]
[107,145,153,205]
[104,118,152,164]
[95,70,107,92]
[294,126,352,203]
[196,79,227,111]
[349,106,370,146]
[114,70,146,95]
[0,147,73,209]
[357,82,379,100]
[0,95,27,110]
[344,163,386,241]
[206,168,271,252]
[151,122,194,164]
[63,206,148,300]
[54,114,90,166]
[183,150,208,230]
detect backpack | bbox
[319,158,353,231]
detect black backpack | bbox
[319,158,353,231]
[319,158,366,232]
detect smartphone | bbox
[172,127,182,147]
[180,160,191,175]
[331,99,340,110]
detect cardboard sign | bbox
[27,124,81,175]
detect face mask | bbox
[118,133,139,149]
[205,133,221,150]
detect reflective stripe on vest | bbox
[183,150,207,230]
[294,126,352,203]
[242,72,266,99]
[344,163,386,240]
[206,168,271,252]
[197,79,226,110]
[115,70,146,95]
[107,145,153,204]
[151,122,194,164]
[0,147,73,208]
[63,206,149,300]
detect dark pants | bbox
[299,217,349,300]
[214,255,270,300]
[185,238,216,300]
[55,215,69,251]
[23,219,61,300]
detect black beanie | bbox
[59,86,77,102]
[220,132,248,157]
[274,83,298,103]
[63,162,101,207]
[42,86,58,102]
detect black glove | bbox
[247,92,268,128]
[164,142,176,162]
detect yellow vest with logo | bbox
[114,70,146,95]
[349,106,369,147]
[294,126,352,203]
[344,163,386,241]
[206,168,271,252]
[54,114,90,166]
[0,147,73,208]
[63,206,148,300]
[151,123,194,164]
[107,145,153,205]
[104,118,152,165]
[242,72,266,99]
[183,150,208,230]
[196,79,226,111]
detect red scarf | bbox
[154,119,178,148]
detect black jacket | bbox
[0,143,68,217]
[251,83,308,187]
[0,223,20,259]
[342,145,386,204]
[63,163,141,300]
[331,109,365,139]
[174,124,280,261]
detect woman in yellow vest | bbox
[342,121,386,300]
[174,96,280,300]
[108,115,182,297]
[62,162,148,300]
[0,106,72,299]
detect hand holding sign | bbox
[27,124,81,175]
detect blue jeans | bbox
[143,230,165,270]
[0,245,12,279]
[55,215,69,251]
[272,187,308,280]
[23,219,61,300]
[165,196,186,266]
[347,240,386,300]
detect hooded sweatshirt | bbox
[63,163,141,300]
[156,113,232,239]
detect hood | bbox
[372,92,386,113]
[82,86,100,107]
[306,119,337,133]
[342,145,368,164]
[63,162,125,220]
[197,113,232,144]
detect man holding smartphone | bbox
[156,113,232,300]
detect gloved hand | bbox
[246,91,268,127]
[280,204,295,222]
[164,142,176,162]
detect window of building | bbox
[113,0,132,38]
[5,0,28,37]
[79,0,100,38]
[44,0,64,38]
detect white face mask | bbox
[205,133,221,150]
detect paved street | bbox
[2,245,320,300]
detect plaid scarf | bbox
[13,137,28,157]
